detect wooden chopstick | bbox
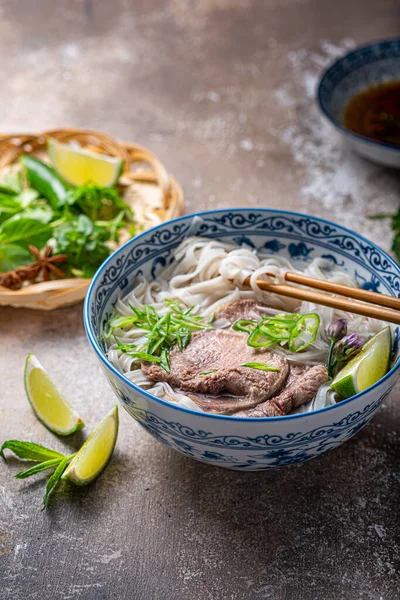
[243,276,400,325]
[284,271,400,311]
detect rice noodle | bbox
[106,236,389,415]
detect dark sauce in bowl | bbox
[343,81,400,145]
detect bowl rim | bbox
[84,208,400,422]
[317,36,400,152]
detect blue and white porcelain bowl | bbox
[318,38,400,168]
[84,210,400,471]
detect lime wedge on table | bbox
[24,355,85,436]
[331,327,392,399]
[48,138,122,187]
[62,406,118,486]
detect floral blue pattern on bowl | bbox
[84,209,400,470]
[318,38,400,168]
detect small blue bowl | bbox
[84,210,400,471]
[318,38,400,168]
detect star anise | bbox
[27,245,69,281]
[0,246,69,290]
[0,264,40,290]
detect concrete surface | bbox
[1,1,400,599]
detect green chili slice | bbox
[288,313,320,352]
[232,319,258,334]
[247,328,275,348]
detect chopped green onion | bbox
[241,362,280,371]
[130,352,161,363]
[104,301,212,372]
[200,370,216,376]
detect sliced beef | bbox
[215,299,267,324]
[186,392,272,415]
[233,364,328,418]
[142,329,290,409]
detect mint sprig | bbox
[1,440,75,509]
[42,455,73,509]
[0,440,65,462]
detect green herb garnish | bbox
[0,157,137,284]
[200,370,216,375]
[240,362,280,371]
[105,300,213,372]
[0,440,75,509]
[68,182,132,222]
[369,210,400,262]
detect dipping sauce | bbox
[343,81,400,145]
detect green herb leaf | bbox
[0,195,22,224]
[0,217,52,249]
[240,362,280,371]
[0,440,66,463]
[69,182,131,222]
[0,243,32,272]
[7,205,54,225]
[0,170,22,194]
[15,458,63,479]
[392,232,400,263]
[0,185,17,196]
[200,370,216,375]
[52,214,111,277]
[42,454,73,509]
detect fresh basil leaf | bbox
[17,188,40,207]
[0,185,17,196]
[0,243,32,272]
[0,217,52,249]
[15,458,62,479]
[1,170,22,194]
[6,205,54,224]
[0,195,22,224]
[42,455,72,509]
[0,440,66,463]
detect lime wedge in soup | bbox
[24,354,85,436]
[331,327,392,399]
[48,138,123,187]
[62,406,119,486]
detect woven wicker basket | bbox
[0,129,184,310]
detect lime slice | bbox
[24,355,85,436]
[62,406,118,486]
[331,327,392,399]
[48,138,123,187]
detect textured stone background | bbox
[1,1,400,599]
